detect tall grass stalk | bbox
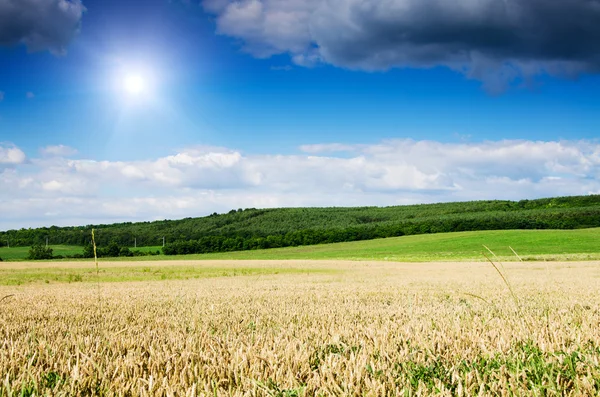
[92,229,101,324]
[461,292,491,305]
[509,246,523,261]
[0,294,14,304]
[482,247,519,308]
[92,229,98,277]
[483,245,508,274]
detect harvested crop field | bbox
[1,259,600,396]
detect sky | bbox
[1,0,600,230]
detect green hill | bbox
[1,195,600,257]
[133,228,600,262]
[2,228,598,263]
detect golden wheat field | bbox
[1,259,600,396]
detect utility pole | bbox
[134,238,137,248]
[46,237,48,249]
[162,237,165,247]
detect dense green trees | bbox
[27,245,54,260]
[3,195,600,258]
[160,205,600,255]
[81,241,160,259]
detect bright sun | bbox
[123,74,145,95]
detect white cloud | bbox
[299,143,360,153]
[40,144,78,157]
[121,165,146,180]
[1,139,600,229]
[0,144,26,164]
[211,0,318,57]
[42,180,64,191]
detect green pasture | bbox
[186,228,600,262]
[1,228,599,263]
[0,245,80,260]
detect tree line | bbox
[2,195,600,258]
[162,206,600,255]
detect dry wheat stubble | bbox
[1,260,600,396]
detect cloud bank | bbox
[1,139,600,229]
[0,0,85,55]
[204,0,600,90]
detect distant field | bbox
[113,228,600,262]
[0,245,162,261]
[0,245,82,260]
[2,228,599,263]
[186,228,600,262]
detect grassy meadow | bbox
[3,228,599,262]
[187,227,600,262]
[1,259,599,395]
[0,245,83,260]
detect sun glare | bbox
[123,74,145,95]
[114,62,160,104]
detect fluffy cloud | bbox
[0,0,85,55]
[204,0,600,91]
[40,144,77,157]
[0,144,26,165]
[1,139,600,229]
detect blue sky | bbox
[1,0,600,229]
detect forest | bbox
[1,195,600,256]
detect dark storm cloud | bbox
[311,0,600,67]
[0,0,85,55]
[206,0,600,90]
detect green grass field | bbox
[1,228,599,262]
[184,228,600,261]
